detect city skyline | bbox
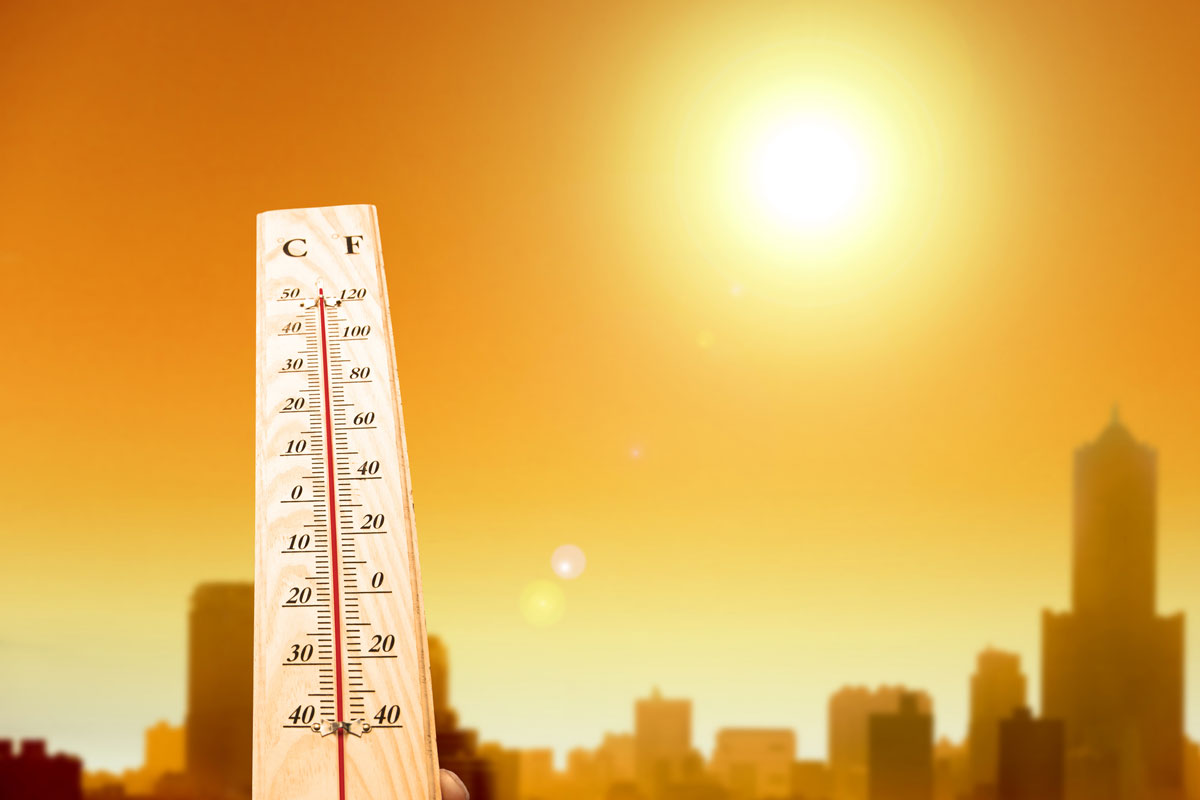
[9,0,1200,784]
[8,413,1199,778]
[10,414,1194,799]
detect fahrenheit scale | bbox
[254,205,440,799]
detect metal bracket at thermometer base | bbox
[313,720,373,738]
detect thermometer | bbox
[254,204,440,799]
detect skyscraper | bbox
[144,720,185,777]
[868,693,933,800]
[0,740,82,800]
[596,733,637,788]
[518,748,557,800]
[934,738,969,800]
[429,634,495,800]
[830,687,933,800]
[1041,413,1184,800]
[123,720,185,795]
[634,687,692,799]
[186,582,252,800]
[794,760,834,800]
[997,708,1063,800]
[968,649,1027,797]
[477,742,520,800]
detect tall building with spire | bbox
[1041,413,1184,800]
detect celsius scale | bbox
[254,205,441,799]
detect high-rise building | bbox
[557,735,638,800]
[518,748,557,800]
[634,687,692,799]
[933,738,969,800]
[124,720,186,795]
[1041,414,1184,800]
[430,634,456,731]
[794,760,834,800]
[145,720,185,777]
[968,650,1027,797]
[429,634,495,800]
[996,707,1063,800]
[566,745,606,800]
[867,692,933,800]
[0,740,82,800]
[1184,740,1200,800]
[830,687,933,800]
[478,742,521,800]
[186,582,252,800]
[710,728,795,800]
[597,733,637,788]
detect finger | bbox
[439,768,470,800]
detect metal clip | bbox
[311,720,373,737]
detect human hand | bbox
[440,769,469,800]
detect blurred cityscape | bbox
[5,414,1199,800]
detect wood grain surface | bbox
[254,205,440,800]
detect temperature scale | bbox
[254,205,440,799]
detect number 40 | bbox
[374,705,401,725]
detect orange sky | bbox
[4,0,1200,773]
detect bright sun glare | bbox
[746,112,870,233]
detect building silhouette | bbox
[566,745,607,800]
[793,760,834,800]
[710,728,795,800]
[659,746,728,800]
[634,687,692,799]
[144,721,185,780]
[186,582,252,800]
[867,693,933,800]
[30,413,1200,800]
[0,739,83,800]
[1183,741,1200,800]
[478,742,520,800]
[996,708,1063,800]
[608,783,648,800]
[86,720,187,797]
[830,687,933,800]
[658,776,730,800]
[430,634,495,800]
[933,738,968,800]
[1041,414,1184,800]
[968,650,1027,799]
[518,748,556,800]
[597,733,637,789]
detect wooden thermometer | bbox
[254,204,440,799]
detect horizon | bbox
[8,409,1190,772]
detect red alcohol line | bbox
[317,287,348,800]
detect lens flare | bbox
[519,580,566,627]
[551,544,587,579]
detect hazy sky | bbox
[4,0,1200,772]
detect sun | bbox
[674,40,942,303]
[745,111,871,233]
